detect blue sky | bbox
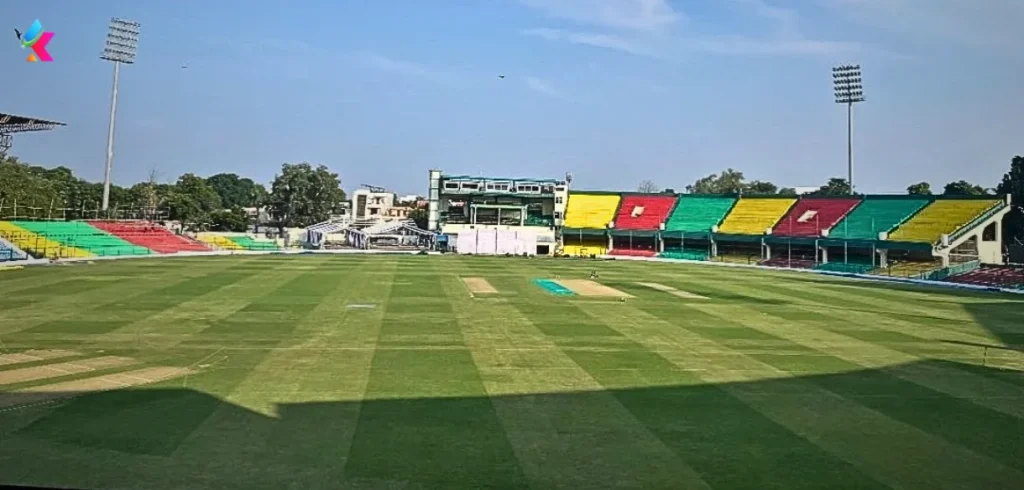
[2,0,1021,195]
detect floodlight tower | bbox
[100,18,141,211]
[833,64,864,195]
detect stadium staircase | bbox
[774,198,860,237]
[563,193,621,230]
[663,196,736,235]
[717,198,797,235]
[828,197,930,240]
[612,194,677,230]
[888,199,1001,244]
[0,236,28,261]
[90,221,209,253]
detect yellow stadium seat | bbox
[717,198,796,235]
[564,194,620,229]
[889,199,999,244]
[196,233,245,250]
[0,221,93,259]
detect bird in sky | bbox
[498,75,505,79]
[14,28,22,41]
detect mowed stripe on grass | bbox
[0,254,1021,489]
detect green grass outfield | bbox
[0,254,1022,490]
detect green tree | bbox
[168,173,222,229]
[267,162,346,229]
[810,178,852,196]
[408,207,429,229]
[996,155,1024,241]
[637,180,660,193]
[207,173,265,209]
[907,182,932,195]
[744,180,778,195]
[777,187,798,196]
[210,207,250,232]
[942,180,988,196]
[686,169,745,194]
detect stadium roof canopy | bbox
[0,112,65,156]
[0,112,66,133]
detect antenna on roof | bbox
[362,184,387,193]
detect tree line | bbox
[0,156,346,232]
[637,156,1024,242]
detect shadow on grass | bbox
[1,359,1022,490]
[775,274,1024,346]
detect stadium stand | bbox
[612,194,678,230]
[0,221,93,259]
[608,248,657,257]
[663,196,736,234]
[761,257,816,269]
[945,266,1024,289]
[659,250,709,261]
[197,234,245,250]
[774,197,860,237]
[814,261,874,274]
[946,265,1019,290]
[872,259,943,278]
[90,221,209,254]
[11,221,151,256]
[717,198,797,235]
[888,199,1001,244]
[226,235,280,251]
[563,193,621,230]
[828,197,930,240]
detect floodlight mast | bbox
[100,18,141,212]
[833,64,865,195]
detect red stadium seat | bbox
[774,198,861,237]
[613,195,678,230]
[89,221,210,254]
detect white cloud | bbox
[353,52,458,85]
[524,76,568,100]
[823,0,1024,50]
[517,0,681,31]
[521,0,863,59]
[522,27,658,57]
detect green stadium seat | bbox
[828,198,929,240]
[663,196,736,234]
[11,221,151,257]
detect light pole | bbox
[833,64,864,195]
[100,18,141,212]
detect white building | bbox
[427,170,569,255]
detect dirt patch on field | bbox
[637,282,708,299]
[462,277,498,294]
[0,356,136,385]
[0,349,78,367]
[555,279,633,298]
[0,366,191,409]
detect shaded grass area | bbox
[0,254,1022,490]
